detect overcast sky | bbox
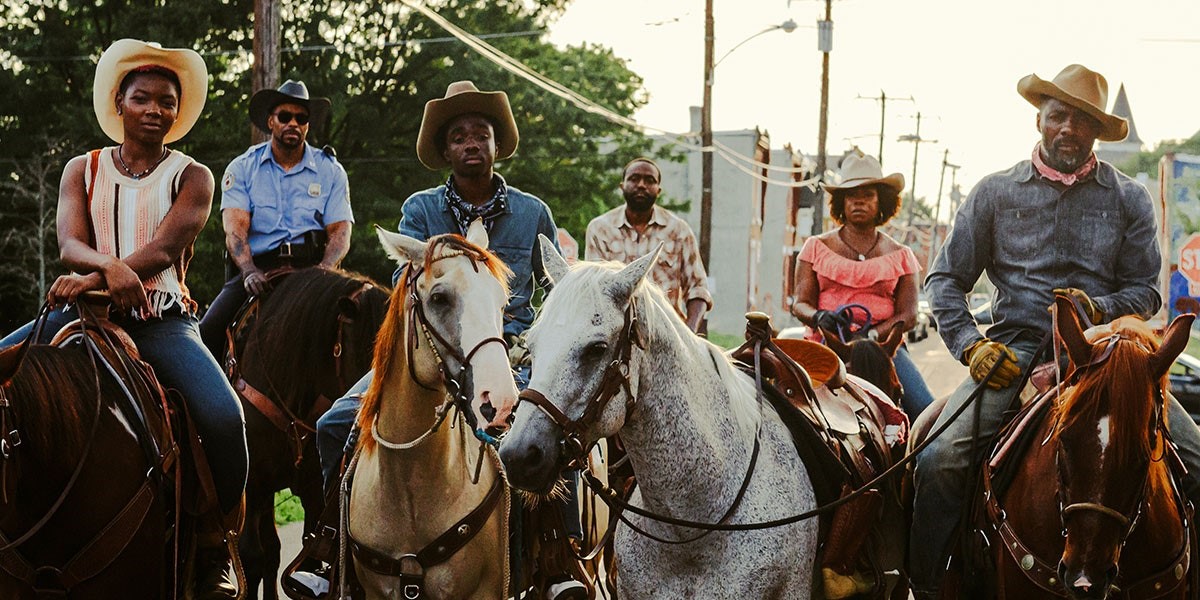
[547,0,1200,219]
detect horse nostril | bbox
[1071,574,1092,593]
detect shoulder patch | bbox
[222,171,235,191]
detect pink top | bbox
[799,236,920,333]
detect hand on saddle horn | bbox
[1053,287,1105,325]
[965,338,1021,390]
[242,269,271,296]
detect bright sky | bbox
[548,0,1200,220]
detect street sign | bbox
[1178,233,1200,295]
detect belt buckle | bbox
[278,241,294,258]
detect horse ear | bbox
[1150,313,1196,379]
[375,225,425,268]
[539,234,569,284]
[882,322,906,357]
[822,328,852,362]
[605,243,661,307]
[1054,295,1092,367]
[465,218,489,249]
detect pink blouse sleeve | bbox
[799,237,822,264]
[897,246,921,277]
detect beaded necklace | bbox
[117,145,170,180]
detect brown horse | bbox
[0,320,173,598]
[822,323,906,404]
[229,268,388,599]
[990,298,1194,599]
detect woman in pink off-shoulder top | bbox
[790,151,934,418]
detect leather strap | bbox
[349,475,503,588]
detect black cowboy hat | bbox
[248,79,332,134]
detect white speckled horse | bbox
[500,237,818,599]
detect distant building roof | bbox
[1109,84,1142,146]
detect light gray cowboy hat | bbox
[416,81,520,170]
[93,39,208,144]
[248,79,332,134]
[1017,64,1129,142]
[824,151,905,194]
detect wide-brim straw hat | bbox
[825,151,905,194]
[248,79,332,134]
[416,81,519,170]
[93,39,208,144]
[1017,64,1128,142]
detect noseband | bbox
[518,298,640,467]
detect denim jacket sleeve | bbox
[926,180,993,362]
[1094,179,1161,320]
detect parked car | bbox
[908,303,931,343]
[1170,352,1200,424]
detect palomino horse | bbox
[228,268,388,599]
[987,297,1194,599]
[501,239,819,599]
[0,314,172,598]
[347,223,519,599]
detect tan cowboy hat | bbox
[416,81,519,170]
[824,151,905,193]
[93,39,208,144]
[248,79,331,134]
[1017,64,1129,142]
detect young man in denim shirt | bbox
[910,64,1200,599]
[309,81,586,600]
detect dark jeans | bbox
[2,308,249,514]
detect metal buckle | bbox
[403,584,421,599]
[278,241,294,258]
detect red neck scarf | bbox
[1032,143,1096,187]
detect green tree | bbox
[1118,131,1200,177]
[0,0,655,333]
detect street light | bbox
[699,10,798,268]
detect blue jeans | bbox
[894,345,935,419]
[2,308,248,514]
[909,337,1200,594]
[316,365,583,539]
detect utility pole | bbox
[700,0,715,267]
[899,112,936,243]
[856,90,913,168]
[814,0,833,235]
[252,0,281,144]
[927,150,960,274]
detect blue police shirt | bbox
[395,177,561,338]
[220,142,353,256]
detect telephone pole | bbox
[252,0,281,144]
[814,0,833,235]
[700,0,715,266]
[927,150,960,273]
[899,112,936,243]
[856,90,913,167]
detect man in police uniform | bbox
[199,79,353,358]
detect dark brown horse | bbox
[228,267,388,599]
[0,321,174,598]
[822,322,906,403]
[991,298,1193,599]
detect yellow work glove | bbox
[965,338,1021,390]
[1053,287,1104,324]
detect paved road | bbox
[269,332,963,598]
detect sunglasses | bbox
[273,110,310,126]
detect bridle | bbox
[517,297,641,468]
[372,238,508,450]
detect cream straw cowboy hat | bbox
[825,151,905,194]
[416,81,519,170]
[93,39,208,144]
[1017,64,1129,142]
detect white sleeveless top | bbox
[84,147,198,318]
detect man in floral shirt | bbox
[585,158,713,331]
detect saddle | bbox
[0,294,239,596]
[729,312,908,599]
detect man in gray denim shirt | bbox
[911,64,1200,598]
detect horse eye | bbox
[584,341,608,360]
[428,291,451,308]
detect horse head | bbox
[370,221,518,435]
[1051,296,1193,599]
[821,322,905,402]
[500,236,658,493]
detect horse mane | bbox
[1052,317,1168,479]
[357,234,511,446]
[845,339,900,398]
[246,268,389,402]
[5,344,109,462]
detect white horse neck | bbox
[621,303,761,517]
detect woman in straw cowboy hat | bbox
[790,150,935,419]
[0,39,247,599]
